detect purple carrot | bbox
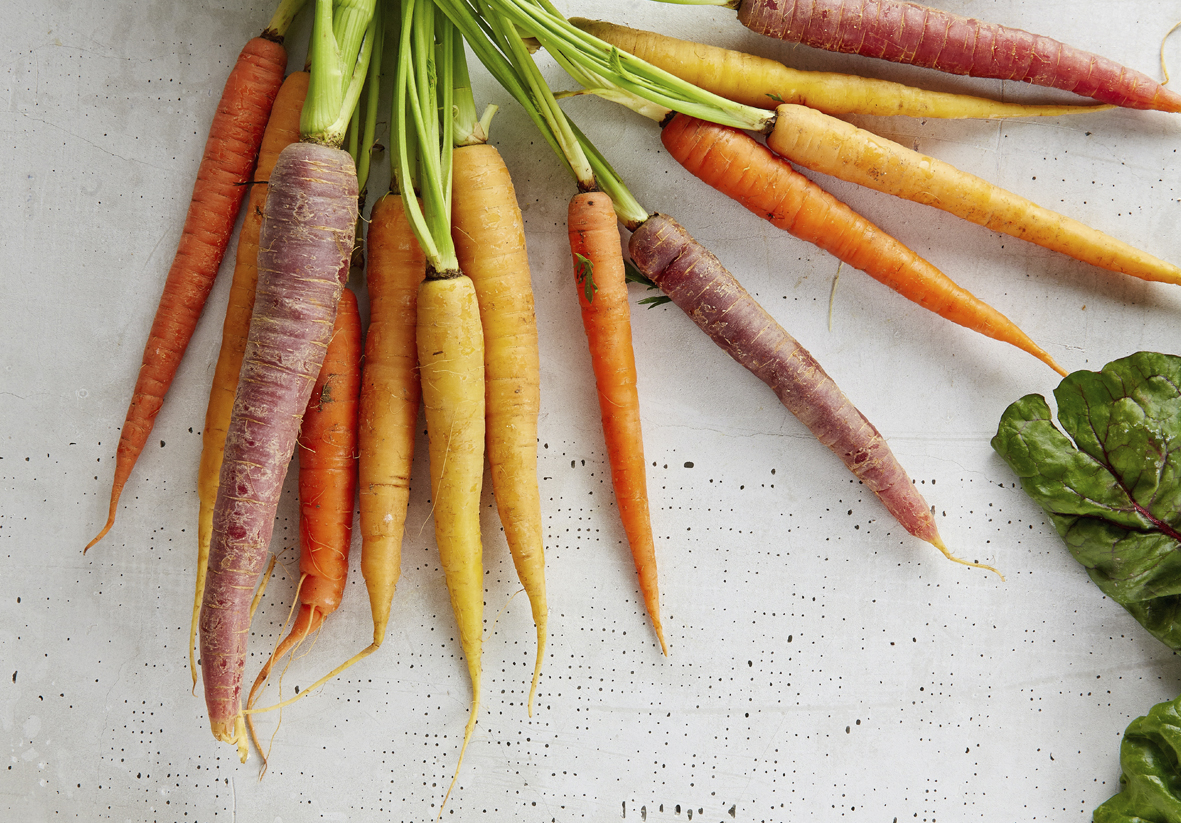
[198,142,358,761]
[628,213,1000,576]
[733,0,1181,112]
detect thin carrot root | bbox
[931,537,1004,580]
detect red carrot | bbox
[732,0,1181,112]
[198,142,357,760]
[629,213,1000,577]
[86,34,288,552]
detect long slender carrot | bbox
[189,70,309,689]
[417,270,486,803]
[569,192,668,655]
[450,142,549,709]
[660,112,1067,375]
[764,102,1181,286]
[573,17,1111,119]
[244,286,361,765]
[358,192,426,646]
[628,213,1000,576]
[728,0,1181,112]
[86,33,289,552]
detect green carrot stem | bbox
[302,0,377,146]
[264,0,309,39]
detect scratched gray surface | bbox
[4,1,1181,821]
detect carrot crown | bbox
[263,0,311,41]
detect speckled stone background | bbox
[4,1,1181,820]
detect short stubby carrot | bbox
[244,286,361,758]
[629,213,999,576]
[86,35,288,552]
[661,113,1066,375]
[765,103,1181,287]
[450,143,548,711]
[358,193,426,646]
[568,192,668,655]
[190,69,309,689]
[573,17,1109,119]
[199,141,357,761]
[733,0,1181,112]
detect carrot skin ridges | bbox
[199,142,357,760]
[297,286,361,615]
[86,36,288,552]
[766,103,1181,286]
[568,192,667,655]
[358,194,426,646]
[450,144,548,709]
[660,114,1066,376]
[191,70,309,687]
[735,0,1181,112]
[628,214,941,547]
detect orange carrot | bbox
[86,34,288,552]
[189,70,309,688]
[244,286,361,762]
[568,192,668,655]
[660,113,1067,376]
[358,192,426,646]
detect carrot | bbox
[393,2,484,806]
[85,32,289,553]
[572,17,1111,119]
[199,0,374,760]
[358,192,426,646]
[198,141,357,760]
[189,70,309,690]
[764,102,1181,286]
[728,0,1181,112]
[660,112,1067,375]
[450,143,549,709]
[628,213,1000,576]
[417,268,486,801]
[569,192,668,654]
[244,286,361,764]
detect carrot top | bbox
[301,0,378,147]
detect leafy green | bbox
[1094,692,1181,822]
[992,352,1181,650]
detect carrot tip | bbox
[83,518,115,553]
[930,537,1005,580]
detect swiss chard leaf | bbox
[992,352,1181,650]
[1093,691,1181,823]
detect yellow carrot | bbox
[766,103,1181,286]
[450,143,548,713]
[573,17,1111,120]
[417,271,485,802]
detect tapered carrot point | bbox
[929,535,1004,580]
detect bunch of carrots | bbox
[83,0,1181,808]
